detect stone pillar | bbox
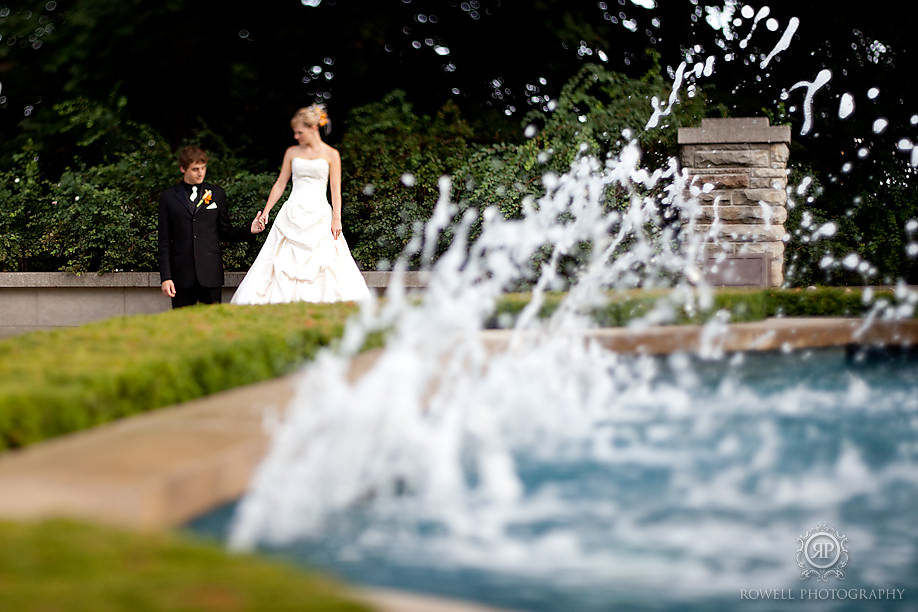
[677,117,791,287]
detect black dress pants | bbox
[172,280,222,309]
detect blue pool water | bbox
[187,346,918,611]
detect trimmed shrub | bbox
[0,302,364,450]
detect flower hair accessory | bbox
[318,110,328,127]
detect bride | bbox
[231,105,370,304]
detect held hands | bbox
[251,211,267,234]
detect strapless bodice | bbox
[290,157,329,200]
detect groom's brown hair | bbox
[178,145,208,170]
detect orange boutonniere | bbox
[198,189,213,208]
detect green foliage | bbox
[490,287,912,328]
[221,170,284,270]
[338,91,474,269]
[455,61,710,222]
[0,96,276,273]
[2,69,915,287]
[336,62,709,272]
[0,152,47,271]
[0,519,370,612]
[0,302,362,450]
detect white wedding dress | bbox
[231,157,370,304]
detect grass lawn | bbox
[0,519,371,612]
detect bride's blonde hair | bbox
[291,104,330,132]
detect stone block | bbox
[771,143,790,164]
[687,172,750,189]
[752,168,789,178]
[738,188,787,205]
[750,176,788,190]
[678,117,791,145]
[691,189,735,205]
[697,205,787,224]
[694,223,787,242]
[696,149,771,168]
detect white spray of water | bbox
[759,16,800,68]
[786,68,832,135]
[839,92,855,119]
[223,5,918,605]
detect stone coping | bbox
[677,116,791,144]
[1,317,916,611]
[0,270,429,288]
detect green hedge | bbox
[490,287,910,328]
[0,519,369,612]
[0,302,368,451]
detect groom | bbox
[158,145,266,308]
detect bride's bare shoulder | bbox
[323,144,340,161]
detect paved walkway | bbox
[0,318,915,611]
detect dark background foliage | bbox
[1,1,916,283]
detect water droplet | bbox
[838,93,854,119]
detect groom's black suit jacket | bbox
[158,181,253,289]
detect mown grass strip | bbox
[0,519,370,612]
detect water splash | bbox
[222,4,918,609]
[223,130,918,609]
[229,140,709,547]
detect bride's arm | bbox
[262,149,294,220]
[329,148,343,239]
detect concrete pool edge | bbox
[0,317,916,611]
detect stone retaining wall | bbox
[678,117,791,287]
[0,271,427,338]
